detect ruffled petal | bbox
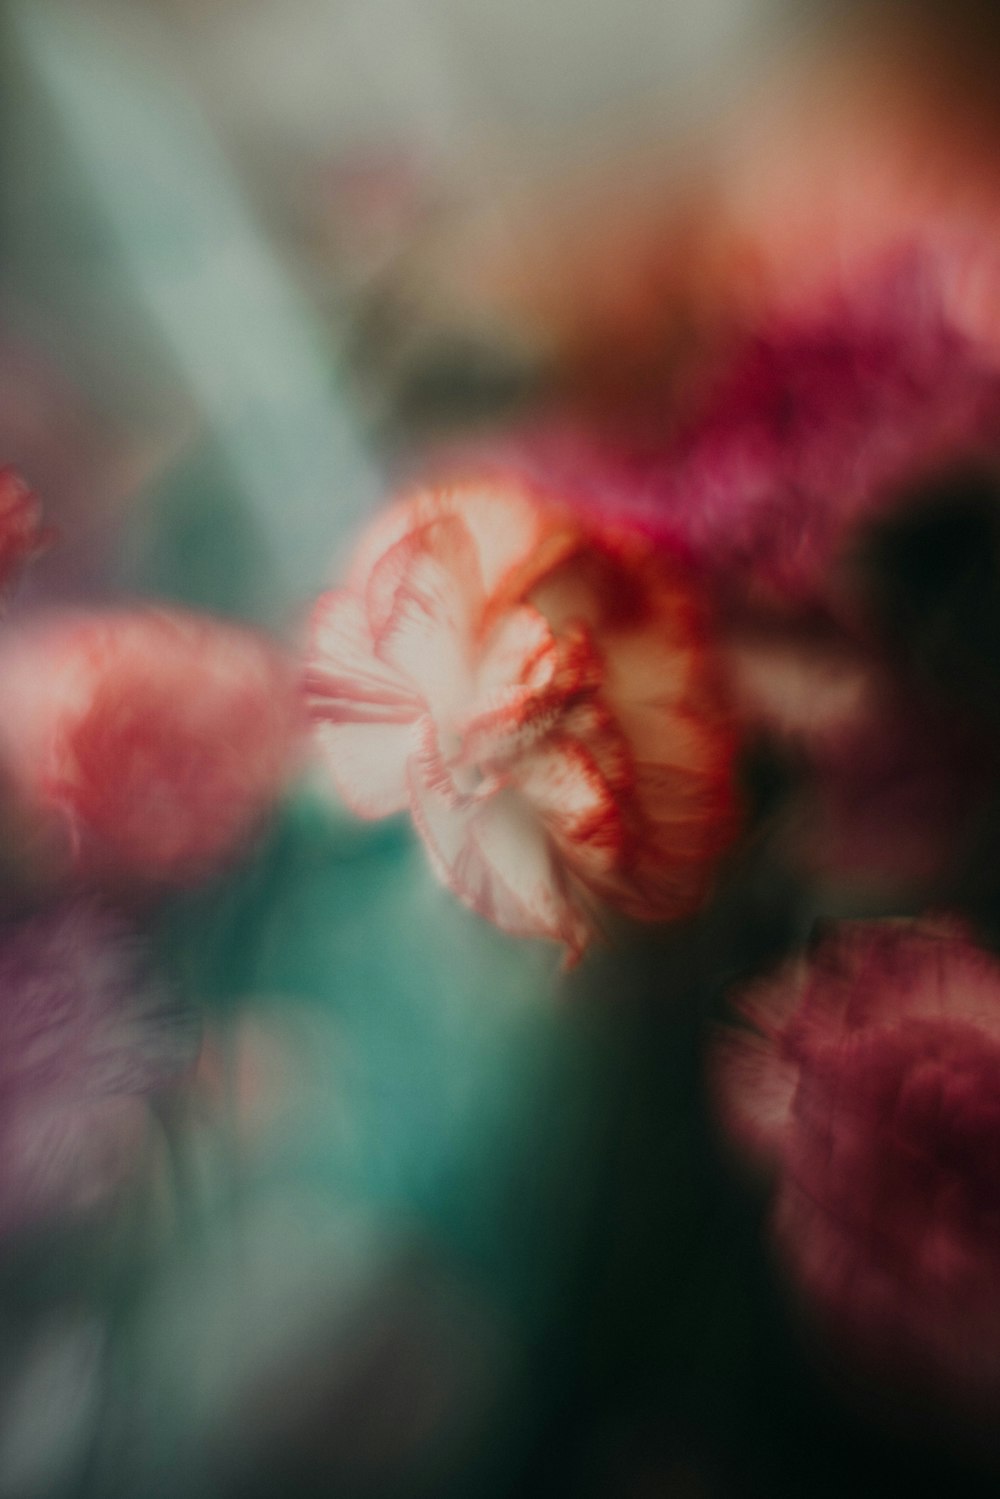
[459,618,603,769]
[307,591,421,725]
[711,1025,799,1168]
[370,515,482,720]
[351,482,577,610]
[515,736,626,881]
[464,794,591,956]
[474,604,557,700]
[408,755,588,955]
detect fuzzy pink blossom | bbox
[716,920,1000,1413]
[306,482,739,958]
[0,609,300,884]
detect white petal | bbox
[370,516,481,721]
[315,719,415,817]
[308,592,419,724]
[468,794,591,953]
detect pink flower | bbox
[716,920,1000,1413]
[0,609,300,884]
[306,482,739,958]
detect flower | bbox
[0,467,50,596]
[0,901,195,1237]
[0,609,300,884]
[715,920,1000,1412]
[306,481,738,958]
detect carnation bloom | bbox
[0,609,299,884]
[306,482,738,957]
[715,920,1000,1412]
[0,901,195,1237]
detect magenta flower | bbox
[489,254,1000,607]
[716,920,1000,1412]
[306,481,739,958]
[0,901,194,1237]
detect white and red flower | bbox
[0,608,300,884]
[306,482,739,958]
[715,919,1000,1414]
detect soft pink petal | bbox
[711,1026,799,1167]
[0,610,300,882]
[464,793,590,953]
[371,515,482,720]
[558,700,634,797]
[457,685,563,771]
[408,755,588,954]
[351,483,573,608]
[474,605,557,701]
[307,591,420,725]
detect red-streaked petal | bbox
[314,719,415,818]
[601,618,705,737]
[634,759,738,853]
[458,683,563,770]
[408,756,588,955]
[457,620,605,770]
[558,699,634,797]
[459,485,574,601]
[515,737,626,880]
[307,591,421,725]
[370,515,482,718]
[350,482,577,611]
[464,794,591,954]
[475,605,557,700]
[407,726,475,884]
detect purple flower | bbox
[0,902,195,1237]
